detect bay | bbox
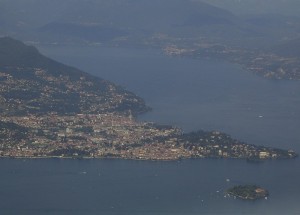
[0,45,299,214]
[37,45,300,151]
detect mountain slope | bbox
[200,0,300,17]
[42,0,238,37]
[59,0,236,28]
[0,0,236,32]
[0,37,149,116]
[0,0,240,46]
[2,0,300,48]
[269,38,300,58]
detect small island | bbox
[227,185,269,200]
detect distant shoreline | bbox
[0,155,297,161]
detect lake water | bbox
[0,158,299,215]
[0,45,299,214]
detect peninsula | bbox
[164,42,300,80]
[0,37,298,160]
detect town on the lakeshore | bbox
[0,113,297,160]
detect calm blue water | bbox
[0,45,299,214]
[0,158,299,215]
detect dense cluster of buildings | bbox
[0,113,297,160]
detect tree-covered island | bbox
[0,37,298,160]
[227,185,269,200]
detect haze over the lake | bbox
[1,0,300,214]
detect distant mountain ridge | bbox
[1,0,300,48]
[35,0,239,43]
[0,0,236,30]
[0,0,248,44]
[200,0,300,17]
[0,37,149,116]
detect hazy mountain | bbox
[200,0,300,17]
[58,0,236,29]
[269,38,300,58]
[1,0,300,48]
[0,37,149,115]
[0,0,72,30]
[0,0,247,42]
[0,0,235,31]
[241,14,300,44]
[34,0,244,43]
